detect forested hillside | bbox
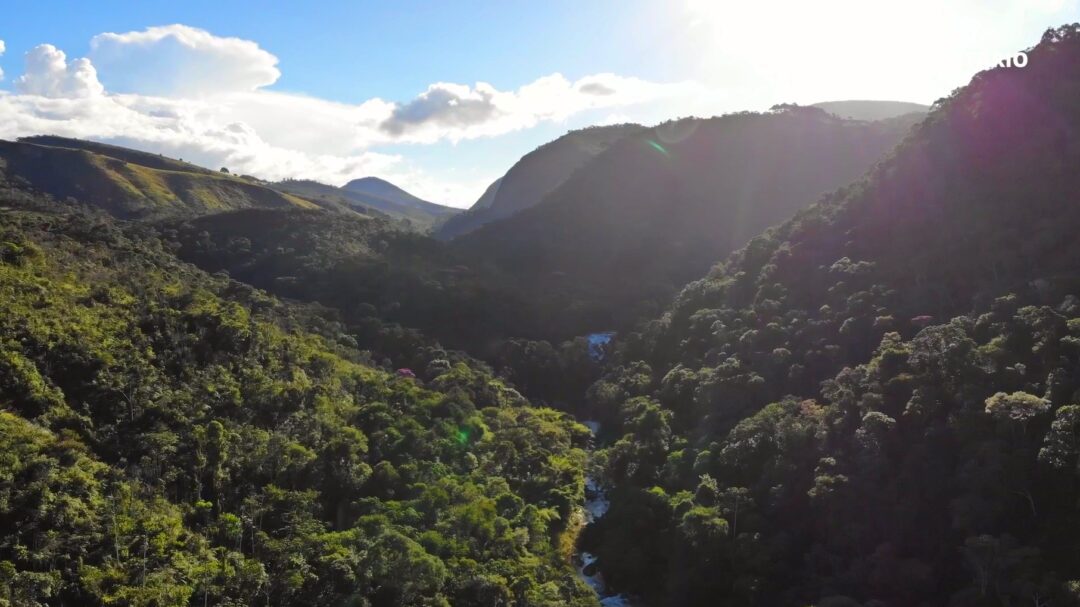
[0,185,597,605]
[162,208,535,351]
[580,24,1080,606]
[435,124,645,240]
[452,108,919,336]
[160,208,607,407]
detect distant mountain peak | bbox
[343,176,401,193]
[811,99,930,121]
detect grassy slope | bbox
[0,137,329,219]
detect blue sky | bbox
[1,0,1077,206]
[2,1,683,98]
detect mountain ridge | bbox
[274,176,459,231]
[0,136,327,219]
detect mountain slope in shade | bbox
[472,177,503,210]
[812,99,930,120]
[435,123,645,240]
[0,136,327,219]
[583,25,1080,606]
[275,177,459,231]
[452,107,920,336]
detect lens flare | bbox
[646,139,670,157]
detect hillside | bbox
[435,124,645,240]
[579,25,1080,606]
[812,99,931,121]
[0,136,330,219]
[0,182,598,605]
[163,207,543,349]
[274,177,459,231]
[452,108,920,337]
[159,207,610,407]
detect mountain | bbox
[434,124,646,240]
[812,99,930,120]
[344,176,460,219]
[452,107,920,338]
[0,188,597,605]
[0,136,328,219]
[580,24,1080,606]
[274,176,459,231]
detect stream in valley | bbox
[575,420,639,607]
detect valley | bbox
[1,16,1079,607]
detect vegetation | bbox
[159,208,605,407]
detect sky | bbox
[0,1,1077,207]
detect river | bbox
[575,420,640,607]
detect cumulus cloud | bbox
[381,83,500,135]
[89,25,280,96]
[380,73,699,142]
[0,91,402,184]
[14,44,104,98]
[579,82,615,96]
[0,26,698,205]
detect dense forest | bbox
[0,189,598,605]
[2,15,1080,607]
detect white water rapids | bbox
[576,421,638,607]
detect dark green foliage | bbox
[452,107,918,336]
[160,208,605,406]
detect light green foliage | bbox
[0,209,594,606]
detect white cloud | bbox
[89,25,280,96]
[0,39,6,81]
[679,0,1080,109]
[381,73,700,143]
[381,82,500,136]
[0,91,401,184]
[0,27,697,206]
[14,44,104,98]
